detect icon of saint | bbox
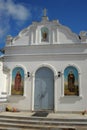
[68,71,75,92]
[42,31,48,41]
[14,71,22,91]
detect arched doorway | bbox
[34,67,54,111]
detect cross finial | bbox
[43,8,47,17]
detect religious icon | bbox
[42,31,47,41]
[41,27,49,42]
[14,71,22,91]
[64,66,79,96]
[11,67,24,95]
[68,71,75,92]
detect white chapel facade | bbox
[1,9,87,112]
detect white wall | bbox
[4,12,87,112]
[0,62,7,101]
[4,57,87,112]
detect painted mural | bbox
[64,66,79,96]
[11,67,24,95]
[41,27,49,42]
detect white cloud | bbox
[0,26,9,38]
[0,13,10,38]
[0,0,31,43]
[0,0,30,21]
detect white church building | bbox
[0,9,87,112]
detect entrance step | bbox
[0,114,87,129]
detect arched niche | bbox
[11,67,24,95]
[64,66,79,96]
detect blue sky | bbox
[0,0,87,49]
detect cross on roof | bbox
[43,8,47,17]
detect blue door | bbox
[34,67,54,111]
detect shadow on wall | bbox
[61,128,76,130]
[59,96,82,104]
[52,128,76,130]
[7,95,26,103]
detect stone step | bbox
[0,117,87,125]
[0,115,87,122]
[0,114,87,129]
[0,127,77,130]
[0,118,87,128]
[0,122,77,129]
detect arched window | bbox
[11,67,24,95]
[41,27,49,42]
[64,66,79,96]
